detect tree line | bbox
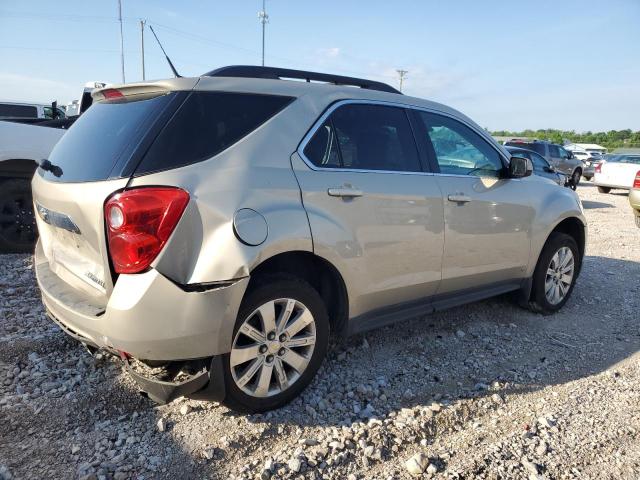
[490,129,640,150]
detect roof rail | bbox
[203,65,401,94]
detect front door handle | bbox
[447,194,471,203]
[328,187,364,198]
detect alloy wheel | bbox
[230,298,316,398]
[544,246,575,305]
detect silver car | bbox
[32,66,587,412]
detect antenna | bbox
[149,25,181,78]
[396,69,408,93]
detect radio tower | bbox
[396,69,408,92]
[258,0,269,66]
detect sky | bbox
[1,0,638,132]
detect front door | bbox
[413,110,533,293]
[292,102,445,318]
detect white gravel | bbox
[1,182,639,479]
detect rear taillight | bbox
[105,187,189,274]
[633,171,640,189]
[594,162,602,173]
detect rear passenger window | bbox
[548,145,560,157]
[303,103,421,172]
[138,92,293,174]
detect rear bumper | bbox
[35,240,249,361]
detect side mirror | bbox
[508,156,533,178]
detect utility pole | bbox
[258,0,269,66]
[118,0,125,83]
[140,19,146,81]
[396,69,408,93]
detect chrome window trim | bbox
[296,99,510,176]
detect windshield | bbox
[41,92,177,183]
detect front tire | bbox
[597,186,611,193]
[0,178,37,253]
[220,274,329,413]
[528,232,580,314]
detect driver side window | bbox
[416,111,503,178]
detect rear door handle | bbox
[447,194,471,203]
[328,187,364,198]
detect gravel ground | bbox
[1,182,639,480]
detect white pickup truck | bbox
[0,82,107,252]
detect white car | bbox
[593,154,640,193]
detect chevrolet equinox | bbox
[32,66,587,412]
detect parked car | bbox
[505,146,567,186]
[0,120,68,252]
[0,101,66,120]
[593,154,640,193]
[629,171,640,228]
[32,66,587,412]
[504,140,584,189]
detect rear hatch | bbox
[32,82,191,302]
[33,78,296,303]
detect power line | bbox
[1,8,401,85]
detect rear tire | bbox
[597,186,611,193]
[527,232,580,315]
[220,274,329,413]
[0,178,37,253]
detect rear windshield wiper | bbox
[38,159,63,178]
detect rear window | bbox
[135,91,294,175]
[505,141,545,155]
[42,93,176,183]
[0,104,38,118]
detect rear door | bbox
[292,101,444,317]
[548,144,566,173]
[413,110,533,293]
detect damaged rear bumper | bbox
[46,305,226,404]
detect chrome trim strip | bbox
[35,202,82,235]
[296,99,510,176]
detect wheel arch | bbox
[248,251,349,335]
[550,216,586,264]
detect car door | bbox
[548,144,565,173]
[412,110,533,293]
[291,101,445,318]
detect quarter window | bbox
[417,112,503,177]
[303,103,422,172]
[139,92,294,174]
